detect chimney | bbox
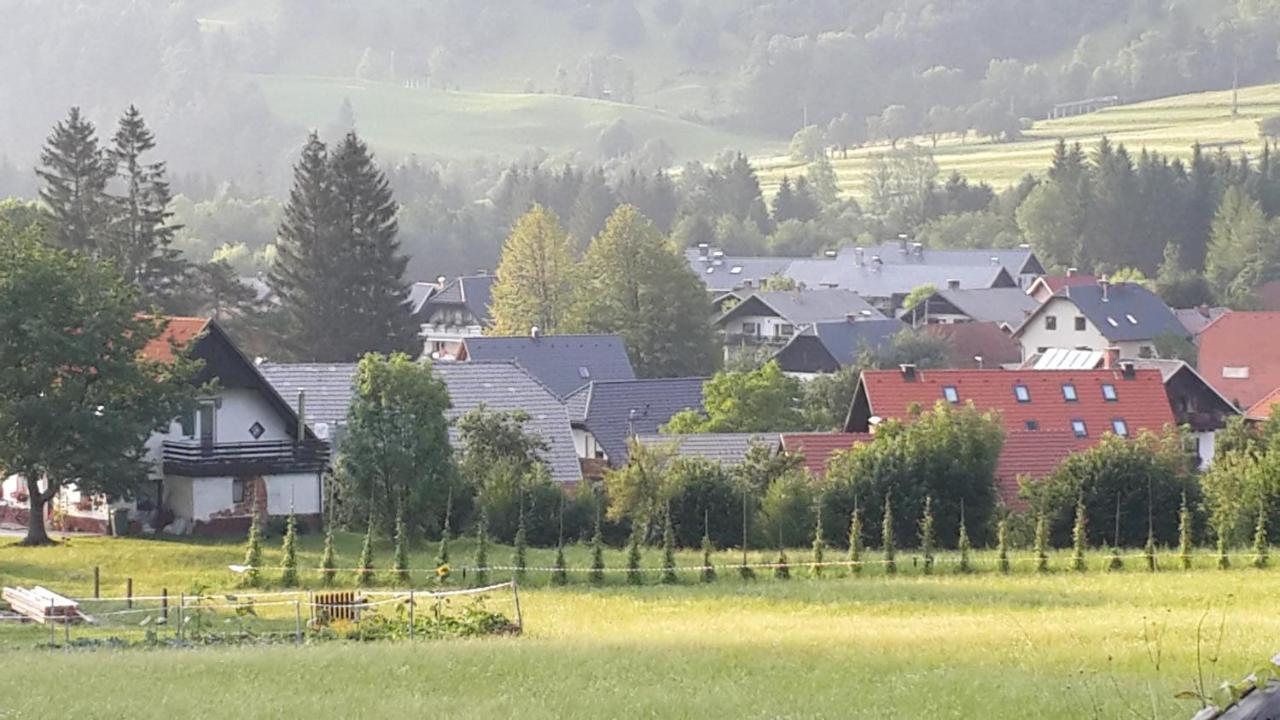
[990,256,1000,266]
[1099,276,1110,301]
[1103,347,1120,370]
[1119,360,1137,379]
[436,275,446,286]
[898,234,909,254]
[854,247,865,266]
[871,255,883,271]
[912,242,924,256]
[530,325,541,340]
[973,355,984,369]
[824,249,838,258]
[946,279,960,290]
[899,363,917,381]
[697,243,710,258]
[296,390,306,444]
[1066,267,1078,277]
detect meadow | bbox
[0,533,1274,719]
[756,82,1280,201]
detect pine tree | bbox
[320,527,337,586]
[357,517,375,587]
[919,496,936,575]
[770,175,796,223]
[589,509,605,586]
[810,501,825,579]
[882,494,896,575]
[849,502,864,577]
[474,512,490,587]
[1253,506,1269,569]
[552,544,568,586]
[1034,513,1049,573]
[956,508,972,574]
[489,205,576,335]
[661,506,678,585]
[37,107,112,254]
[1070,499,1088,572]
[242,512,263,588]
[513,500,528,584]
[392,508,409,585]
[105,105,187,308]
[1179,494,1193,571]
[997,517,1011,574]
[435,500,452,585]
[280,511,299,587]
[626,532,643,586]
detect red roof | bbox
[924,322,1022,369]
[995,431,1093,509]
[1029,274,1098,301]
[779,433,873,476]
[141,317,209,363]
[854,367,1174,437]
[1247,387,1280,422]
[1198,312,1280,409]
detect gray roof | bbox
[910,287,1040,328]
[564,378,706,466]
[634,433,781,467]
[1174,306,1231,336]
[772,318,904,372]
[408,281,441,314]
[858,243,1043,276]
[685,249,794,293]
[417,275,495,324]
[717,289,881,327]
[1020,283,1187,342]
[460,334,636,397]
[258,360,582,484]
[785,261,1016,300]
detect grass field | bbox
[756,83,1280,201]
[253,75,777,162]
[0,533,1274,718]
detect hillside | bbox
[756,83,1280,200]
[252,75,778,161]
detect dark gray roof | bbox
[1174,306,1230,336]
[460,334,636,397]
[417,275,495,324]
[1024,283,1187,342]
[859,244,1043,276]
[785,261,1016,299]
[717,289,881,327]
[634,433,781,467]
[258,360,582,484]
[911,287,1040,328]
[564,378,706,466]
[408,281,441,314]
[771,318,904,373]
[685,249,794,293]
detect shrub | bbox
[701,529,716,583]
[848,504,864,576]
[242,514,263,588]
[357,519,375,587]
[758,469,816,549]
[473,514,489,587]
[774,547,790,580]
[512,503,528,583]
[279,512,298,587]
[1070,500,1087,572]
[1179,495,1193,571]
[956,513,972,574]
[391,510,409,585]
[626,533,642,586]
[1034,514,1049,573]
[661,509,678,585]
[997,517,1010,574]
[435,502,452,585]
[810,502,826,579]
[919,496,936,575]
[320,528,336,586]
[551,544,568,586]
[589,511,605,586]
[667,458,743,548]
[1144,528,1156,572]
[882,494,896,575]
[1253,507,1270,570]
[1106,544,1123,572]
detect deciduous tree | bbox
[489,205,576,335]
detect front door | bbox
[198,403,216,448]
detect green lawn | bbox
[757,82,1280,201]
[0,533,1272,718]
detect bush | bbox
[758,470,816,549]
[666,458,743,548]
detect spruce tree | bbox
[589,509,605,586]
[1253,506,1269,569]
[490,205,576,335]
[357,517,375,587]
[1034,513,1049,573]
[882,494,896,575]
[280,511,299,587]
[919,496,936,575]
[105,105,187,308]
[320,527,337,586]
[474,512,490,587]
[848,502,863,577]
[957,510,972,574]
[513,500,528,583]
[552,544,568,586]
[997,517,1011,574]
[661,506,678,585]
[626,532,643,586]
[392,508,410,585]
[37,107,112,254]
[1070,499,1088,572]
[810,501,825,579]
[1178,494,1193,571]
[242,512,263,588]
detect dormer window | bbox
[1062,383,1078,401]
[942,386,959,403]
[1013,384,1031,403]
[1101,384,1118,401]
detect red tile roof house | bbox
[842,365,1176,507]
[1197,312,1280,410]
[0,317,329,536]
[779,433,874,477]
[1026,271,1098,304]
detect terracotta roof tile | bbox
[1198,312,1280,408]
[995,431,1093,509]
[1247,387,1280,422]
[141,317,209,363]
[779,433,873,477]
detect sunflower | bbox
[436,564,451,578]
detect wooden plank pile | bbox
[2,586,81,624]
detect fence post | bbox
[294,599,302,645]
[126,578,133,609]
[178,593,185,643]
[48,601,55,648]
[93,566,100,599]
[512,580,523,635]
[161,588,168,625]
[408,590,415,640]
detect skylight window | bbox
[1013,384,1031,403]
[1101,384,1118,401]
[1111,419,1129,437]
[730,266,743,275]
[1106,317,1120,327]
[1062,383,1078,401]
[1072,420,1088,438]
[1125,314,1138,324]
[1025,419,1039,431]
[578,366,591,379]
[942,386,959,403]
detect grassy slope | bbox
[1,534,1274,718]
[252,75,776,161]
[756,83,1280,200]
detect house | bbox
[716,289,882,359]
[0,318,331,536]
[923,322,1023,370]
[686,247,795,294]
[1198,312,1280,409]
[1012,280,1187,361]
[860,241,1046,289]
[634,433,781,468]
[1246,388,1280,422]
[457,333,636,398]
[1174,306,1231,339]
[414,274,495,360]
[1022,349,1236,467]
[770,318,904,376]
[778,433,872,477]
[901,286,1040,331]
[995,431,1092,509]
[260,360,583,485]
[1026,270,1098,303]
[845,366,1176,440]
[564,378,705,475]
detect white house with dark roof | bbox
[564,378,705,474]
[901,286,1040,331]
[414,274,495,360]
[716,288,882,362]
[1013,281,1188,362]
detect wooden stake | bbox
[93,566,100,599]
[125,578,133,609]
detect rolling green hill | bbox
[252,75,778,162]
[756,83,1280,200]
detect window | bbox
[1013,384,1031,403]
[777,324,795,337]
[1074,316,1087,331]
[741,322,758,335]
[1062,383,1078,401]
[942,386,959,403]
[1106,317,1119,327]
[1045,315,1057,331]
[197,402,216,447]
[1138,345,1154,359]
[1071,420,1088,438]
[729,265,743,275]
[1111,419,1129,437]
[1025,420,1039,431]
[1125,314,1138,325]
[232,479,246,504]
[1223,366,1250,379]
[578,366,591,379]
[1101,384,1118,401]
[179,412,196,438]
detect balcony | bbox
[162,440,330,478]
[723,332,792,347]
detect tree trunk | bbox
[22,479,53,546]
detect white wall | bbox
[164,477,195,520]
[265,473,323,516]
[1017,298,1109,359]
[729,314,797,340]
[573,428,605,460]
